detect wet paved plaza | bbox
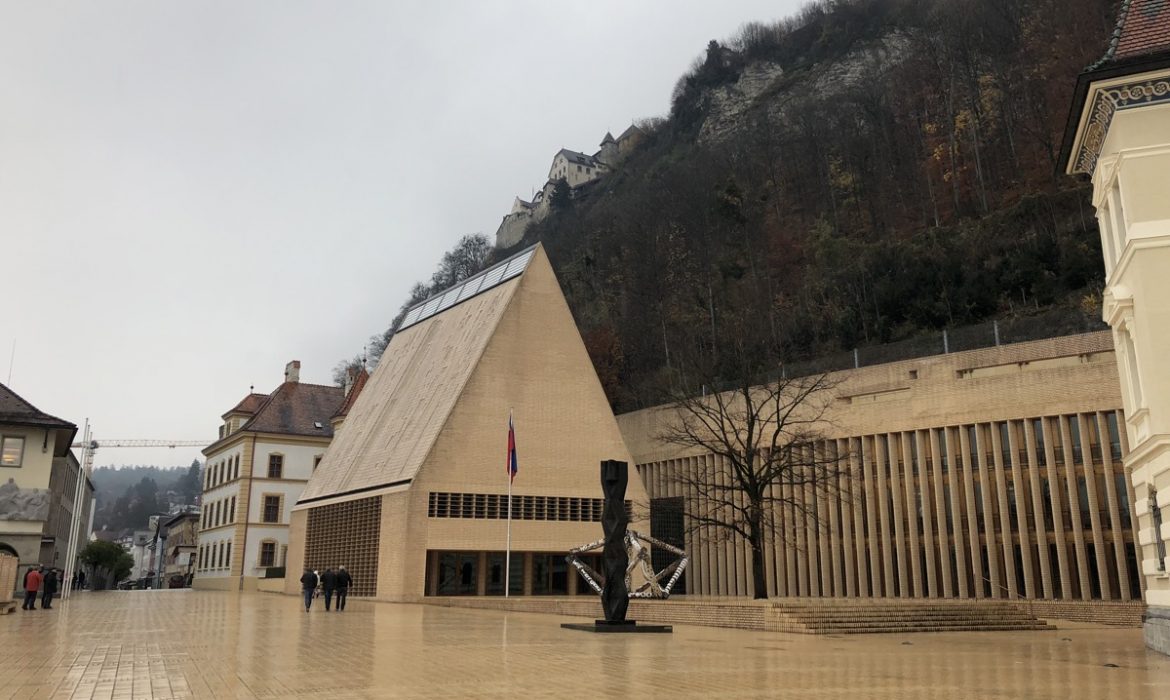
[2,591,1169,699]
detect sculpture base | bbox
[561,620,673,634]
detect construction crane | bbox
[58,430,207,601]
[71,439,206,450]
[69,439,207,474]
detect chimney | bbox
[284,360,301,383]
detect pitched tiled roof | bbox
[332,369,369,420]
[221,392,268,419]
[618,124,644,141]
[0,382,75,431]
[240,382,344,438]
[556,148,601,167]
[1092,0,1170,68]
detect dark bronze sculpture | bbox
[599,459,630,623]
[561,459,679,633]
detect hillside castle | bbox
[494,124,644,249]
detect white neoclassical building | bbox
[193,361,364,591]
[1062,0,1170,653]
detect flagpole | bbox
[505,409,513,598]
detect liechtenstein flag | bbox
[506,412,518,483]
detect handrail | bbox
[981,574,1035,619]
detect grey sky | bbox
[1,0,798,470]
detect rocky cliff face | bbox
[698,33,911,143]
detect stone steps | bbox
[770,598,1053,634]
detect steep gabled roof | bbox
[241,382,345,438]
[600,131,616,145]
[0,382,75,431]
[298,247,540,503]
[0,382,77,456]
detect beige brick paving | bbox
[2,590,1170,699]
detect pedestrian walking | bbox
[78,569,86,590]
[21,565,43,611]
[335,566,353,612]
[41,568,58,609]
[300,568,318,612]
[321,567,337,611]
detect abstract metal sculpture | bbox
[561,460,687,634]
[567,530,689,599]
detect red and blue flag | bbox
[506,413,518,483]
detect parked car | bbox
[168,574,186,589]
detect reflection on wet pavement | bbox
[1,590,1168,698]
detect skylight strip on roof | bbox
[397,244,538,332]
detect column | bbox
[900,433,924,597]
[916,430,939,597]
[959,426,983,598]
[976,423,1005,598]
[929,428,954,597]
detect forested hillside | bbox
[90,462,202,534]
[508,0,1115,410]
[350,0,1118,412]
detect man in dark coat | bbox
[321,567,337,611]
[299,568,318,612]
[41,568,58,609]
[22,566,42,610]
[335,565,353,612]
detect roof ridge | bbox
[0,381,75,427]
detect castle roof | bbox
[600,131,616,145]
[618,124,644,141]
[555,148,601,167]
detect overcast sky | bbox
[1,0,799,470]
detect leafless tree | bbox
[659,371,847,599]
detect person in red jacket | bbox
[22,565,43,611]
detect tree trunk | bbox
[749,513,769,599]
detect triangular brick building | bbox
[288,244,646,599]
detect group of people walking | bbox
[299,566,352,612]
[21,565,60,611]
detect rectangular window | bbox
[263,495,281,523]
[230,496,236,523]
[1106,412,1123,461]
[2,435,26,466]
[268,454,283,479]
[260,542,276,568]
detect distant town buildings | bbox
[0,382,92,589]
[495,125,644,249]
[193,360,365,591]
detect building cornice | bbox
[1063,60,1170,176]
